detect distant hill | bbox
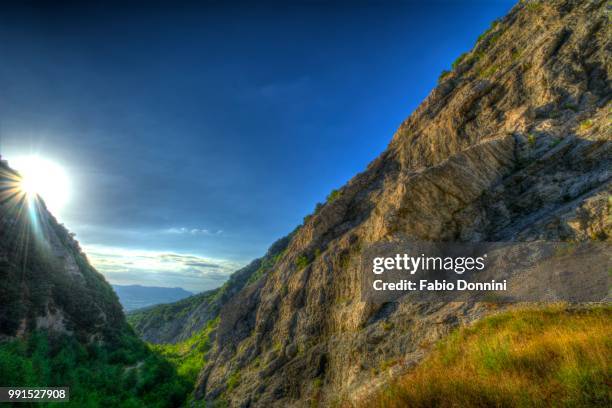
[112,284,193,311]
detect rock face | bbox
[0,161,127,343]
[192,1,610,406]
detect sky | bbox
[0,0,515,292]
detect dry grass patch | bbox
[354,304,611,408]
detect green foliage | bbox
[0,195,127,341]
[477,21,500,44]
[326,189,342,203]
[226,369,241,392]
[479,65,499,79]
[0,331,190,407]
[527,133,537,147]
[152,317,219,386]
[579,119,594,131]
[127,290,217,332]
[523,0,543,12]
[451,53,468,70]
[380,359,399,371]
[438,70,451,82]
[246,250,286,286]
[511,49,523,62]
[295,254,310,269]
[382,321,394,331]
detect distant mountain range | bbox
[112,284,193,311]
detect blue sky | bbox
[0,0,515,292]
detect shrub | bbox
[326,189,342,203]
[296,255,310,269]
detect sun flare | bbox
[12,156,71,214]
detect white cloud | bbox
[164,227,223,235]
[83,244,242,292]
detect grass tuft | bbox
[579,119,594,131]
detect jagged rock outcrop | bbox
[0,161,127,343]
[193,1,610,406]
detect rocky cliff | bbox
[192,1,610,406]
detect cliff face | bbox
[0,161,126,343]
[194,1,610,406]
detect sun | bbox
[12,156,71,214]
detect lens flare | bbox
[12,156,71,215]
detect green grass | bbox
[356,305,611,408]
[152,317,219,385]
